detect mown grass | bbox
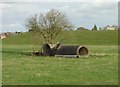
[2,30,118,85]
[2,45,118,85]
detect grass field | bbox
[2,30,118,45]
[2,30,118,85]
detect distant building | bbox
[105,25,118,30]
[0,33,7,39]
[0,32,21,39]
[76,27,89,31]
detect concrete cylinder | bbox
[56,45,88,56]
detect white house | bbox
[105,25,117,30]
[0,34,6,39]
[0,33,8,39]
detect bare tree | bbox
[25,9,73,44]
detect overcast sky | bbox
[0,0,119,33]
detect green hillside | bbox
[2,30,118,45]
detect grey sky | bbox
[1,0,118,32]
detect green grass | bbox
[2,30,118,85]
[2,45,118,85]
[2,30,118,45]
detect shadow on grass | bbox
[2,50,31,56]
[2,50,110,58]
[89,54,109,57]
